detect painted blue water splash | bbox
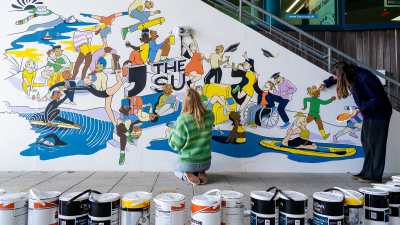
[146,130,364,163]
[19,111,113,160]
[8,21,96,51]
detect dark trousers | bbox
[204,67,222,84]
[277,99,289,123]
[44,109,74,125]
[359,118,391,182]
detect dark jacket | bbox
[323,66,392,120]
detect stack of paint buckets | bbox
[359,187,390,225]
[191,189,222,225]
[372,184,400,225]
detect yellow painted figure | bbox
[22,59,37,95]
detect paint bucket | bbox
[89,193,120,225]
[372,184,400,225]
[58,191,90,225]
[313,190,344,225]
[28,189,61,225]
[121,192,151,225]
[0,192,29,225]
[332,188,364,225]
[221,190,244,225]
[279,190,308,225]
[359,187,389,225]
[250,189,279,225]
[392,175,400,181]
[154,193,185,225]
[191,189,222,225]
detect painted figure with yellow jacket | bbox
[22,59,37,96]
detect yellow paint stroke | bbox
[59,40,109,57]
[6,48,44,61]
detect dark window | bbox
[345,0,400,24]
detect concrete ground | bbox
[0,171,396,224]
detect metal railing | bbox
[203,0,400,103]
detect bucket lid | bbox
[60,192,89,201]
[333,189,363,199]
[313,192,344,202]
[250,191,279,201]
[372,184,400,193]
[359,187,388,196]
[91,193,121,203]
[155,193,185,203]
[221,190,244,200]
[279,190,307,201]
[0,189,5,196]
[122,192,151,202]
[392,175,400,181]
[387,181,400,186]
[0,192,28,204]
[30,191,61,200]
[192,195,219,204]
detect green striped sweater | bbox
[168,110,215,164]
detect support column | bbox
[265,0,281,25]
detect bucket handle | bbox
[323,188,346,203]
[203,189,222,209]
[267,187,295,202]
[66,189,102,206]
[153,195,183,207]
[0,192,29,207]
[332,187,362,204]
[129,193,152,207]
[30,189,47,206]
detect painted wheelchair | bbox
[242,102,279,129]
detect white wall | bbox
[0,0,398,173]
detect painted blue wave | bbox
[19,111,113,160]
[146,130,364,163]
[8,21,96,51]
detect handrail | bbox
[241,0,400,88]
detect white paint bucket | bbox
[250,190,279,225]
[372,184,400,225]
[154,193,185,225]
[0,192,29,225]
[221,190,244,225]
[313,191,344,225]
[279,190,308,225]
[89,193,120,225]
[121,191,152,225]
[28,189,61,225]
[332,188,364,225]
[391,175,400,181]
[386,181,400,187]
[191,189,222,225]
[58,192,90,225]
[359,188,389,225]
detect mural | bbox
[1,0,365,171]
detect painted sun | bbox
[12,0,43,10]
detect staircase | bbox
[202,0,400,112]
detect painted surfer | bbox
[117,105,141,165]
[200,45,229,84]
[122,0,161,40]
[282,113,317,150]
[68,70,124,131]
[302,85,336,140]
[81,12,129,47]
[43,90,82,129]
[333,106,363,143]
[124,29,150,66]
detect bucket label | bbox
[121,207,150,225]
[0,201,28,225]
[280,213,305,225]
[344,207,363,225]
[313,212,344,225]
[365,208,389,222]
[155,202,185,225]
[221,200,244,225]
[28,200,58,225]
[250,211,277,225]
[59,215,88,225]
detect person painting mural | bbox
[43,90,82,129]
[333,106,363,143]
[81,12,129,47]
[168,88,214,185]
[183,38,204,88]
[122,0,161,40]
[302,85,336,140]
[317,62,392,183]
[271,72,297,128]
[282,113,317,150]
[124,29,150,66]
[201,45,229,84]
